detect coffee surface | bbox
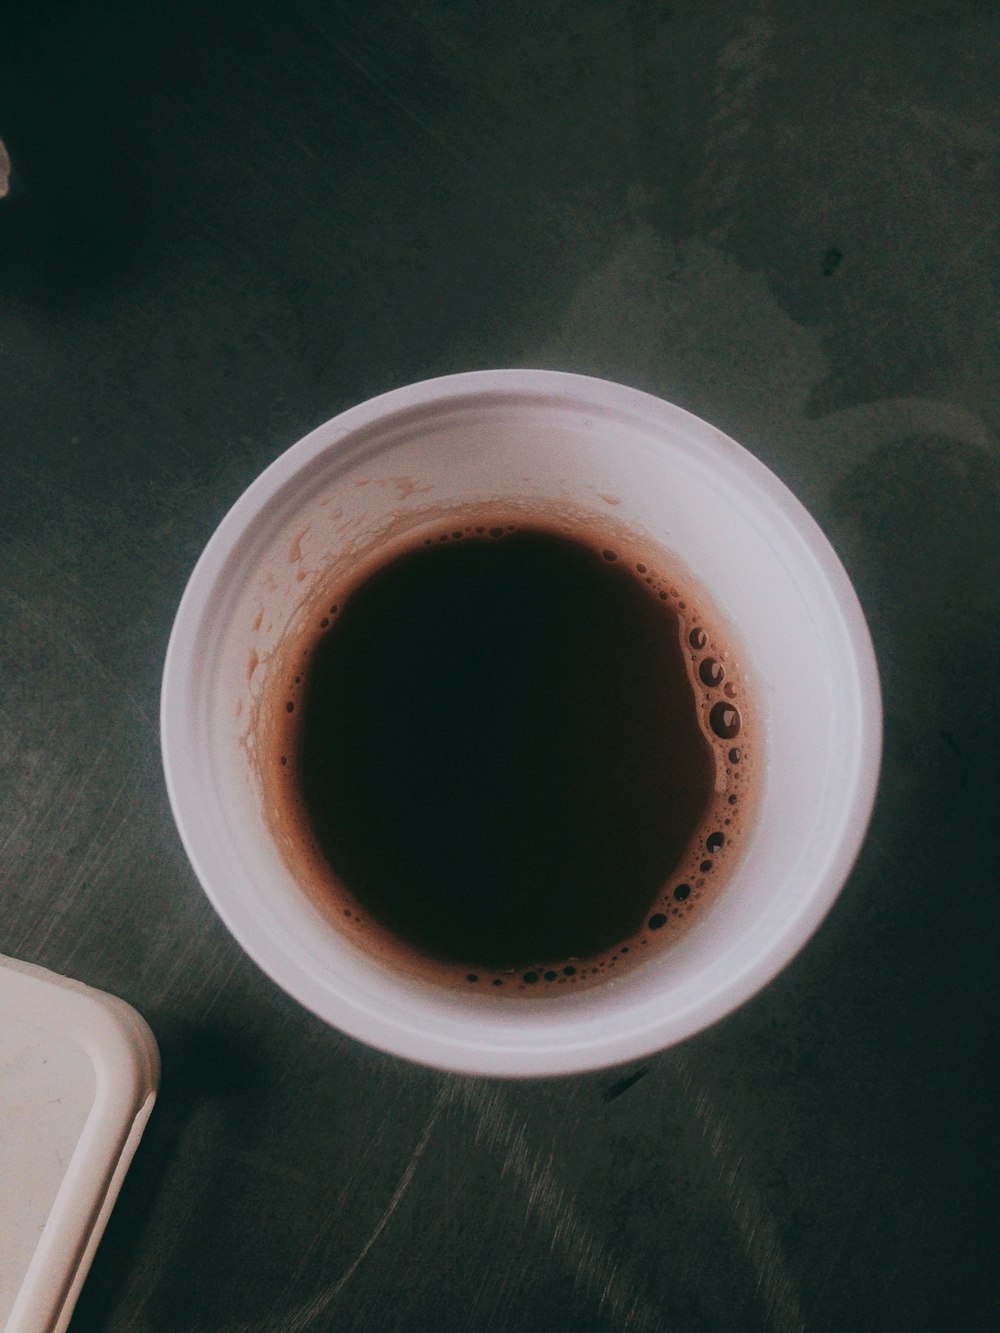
[263,516,756,992]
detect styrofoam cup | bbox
[161,370,881,1076]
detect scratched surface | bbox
[1,2,998,1329]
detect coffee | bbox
[261,513,756,992]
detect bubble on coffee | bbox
[699,658,725,688]
[710,701,742,739]
[258,508,758,994]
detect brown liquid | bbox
[260,513,757,993]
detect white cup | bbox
[161,370,881,1076]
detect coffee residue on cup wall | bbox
[353,476,434,500]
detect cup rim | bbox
[161,369,882,1076]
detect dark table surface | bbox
[2,2,998,1330]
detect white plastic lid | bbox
[0,956,159,1332]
